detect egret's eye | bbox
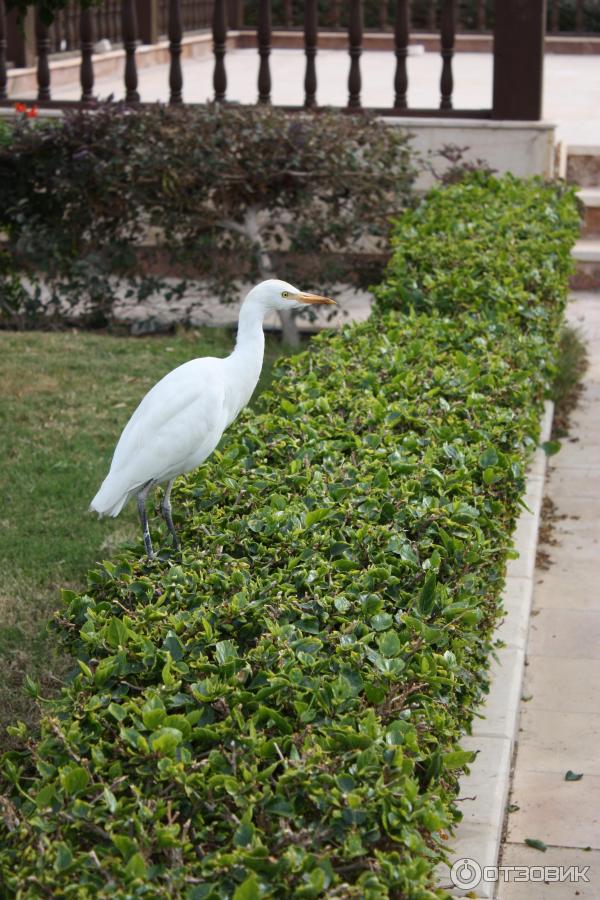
[281,291,289,298]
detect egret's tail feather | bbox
[90,476,131,518]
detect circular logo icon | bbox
[450,857,482,890]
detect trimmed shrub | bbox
[0,176,579,898]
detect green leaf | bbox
[53,843,74,873]
[378,630,402,658]
[565,770,583,781]
[103,787,117,813]
[215,639,237,665]
[233,874,261,900]
[418,573,438,616]
[443,749,476,769]
[105,617,129,648]
[150,727,183,755]
[233,822,255,848]
[542,440,561,456]
[60,766,89,796]
[124,852,148,879]
[305,507,330,527]
[478,448,499,468]
[525,838,548,852]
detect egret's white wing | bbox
[109,357,227,488]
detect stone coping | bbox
[437,401,554,899]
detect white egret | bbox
[90,279,336,558]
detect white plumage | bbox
[90,279,335,558]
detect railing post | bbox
[136,0,158,44]
[35,9,51,100]
[394,0,409,110]
[168,0,183,103]
[0,0,7,101]
[347,0,363,109]
[257,0,271,104]
[213,0,227,101]
[122,0,140,103]
[492,0,545,120]
[80,6,94,102]
[304,0,317,108]
[440,0,455,110]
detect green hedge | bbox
[0,176,579,898]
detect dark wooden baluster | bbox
[36,10,51,100]
[440,0,455,110]
[257,0,271,104]
[0,0,7,101]
[80,6,94,102]
[347,0,363,109]
[213,0,227,101]
[394,0,409,109]
[550,0,559,33]
[304,0,317,108]
[576,0,584,32]
[122,0,140,102]
[168,0,183,102]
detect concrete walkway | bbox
[497,291,600,899]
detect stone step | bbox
[571,238,600,290]
[566,146,600,187]
[578,188,600,237]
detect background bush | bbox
[0,176,579,898]
[0,105,416,342]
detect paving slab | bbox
[516,707,600,776]
[533,569,600,610]
[526,607,600,659]
[506,769,600,849]
[522,655,600,714]
[498,845,599,899]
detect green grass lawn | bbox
[0,327,285,745]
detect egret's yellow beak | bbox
[297,292,337,306]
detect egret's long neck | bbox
[231,299,265,371]
[222,299,266,421]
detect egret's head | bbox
[248,278,336,311]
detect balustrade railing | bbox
[0,0,546,121]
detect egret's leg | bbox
[137,481,155,559]
[161,479,179,551]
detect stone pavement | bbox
[497,291,600,899]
